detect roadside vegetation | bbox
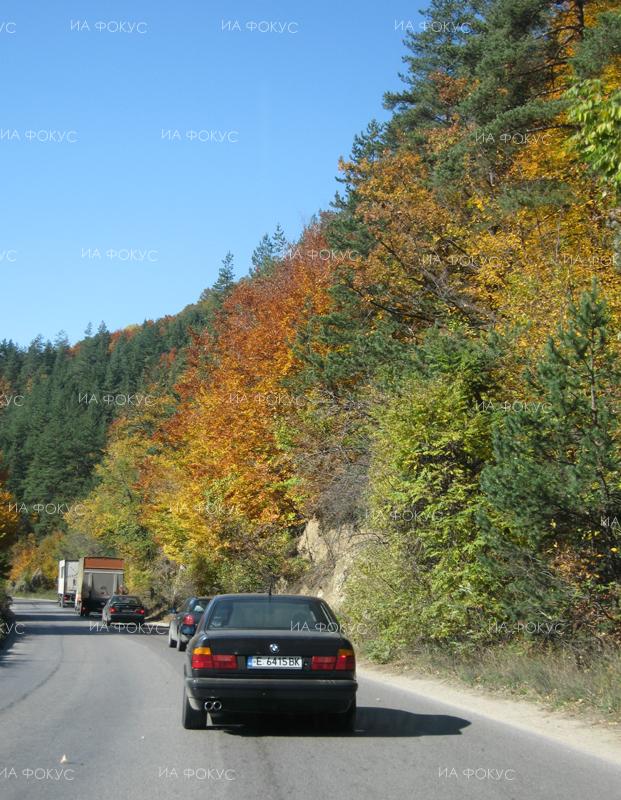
[0,0,620,716]
[361,643,621,723]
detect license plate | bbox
[247,656,302,669]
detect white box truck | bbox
[57,559,79,607]
[74,557,125,617]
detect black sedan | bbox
[102,595,146,626]
[168,596,211,651]
[182,593,357,731]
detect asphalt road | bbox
[1,599,620,800]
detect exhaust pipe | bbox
[204,699,222,712]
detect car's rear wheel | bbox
[327,699,356,732]
[168,626,177,648]
[177,636,186,652]
[182,688,207,730]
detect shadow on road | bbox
[217,706,471,738]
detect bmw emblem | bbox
[269,643,279,653]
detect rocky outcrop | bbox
[286,517,373,609]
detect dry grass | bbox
[364,642,621,723]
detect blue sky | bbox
[1,1,426,346]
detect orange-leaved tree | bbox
[140,226,336,588]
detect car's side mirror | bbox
[170,608,177,614]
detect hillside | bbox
[1,0,620,717]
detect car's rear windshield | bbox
[112,596,141,605]
[206,597,335,631]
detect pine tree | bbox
[213,252,235,297]
[385,0,485,133]
[271,225,288,259]
[250,226,287,277]
[482,282,621,583]
[250,234,274,276]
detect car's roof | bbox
[210,593,323,602]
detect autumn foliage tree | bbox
[138,227,335,590]
[4,0,620,663]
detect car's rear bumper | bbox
[109,614,145,623]
[185,676,357,714]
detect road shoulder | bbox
[358,662,621,765]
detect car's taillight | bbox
[182,614,194,625]
[311,655,337,670]
[138,609,145,614]
[335,648,355,670]
[212,654,237,670]
[109,607,116,613]
[191,648,237,670]
[191,647,214,669]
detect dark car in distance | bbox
[182,593,357,731]
[102,595,146,626]
[168,596,212,651]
